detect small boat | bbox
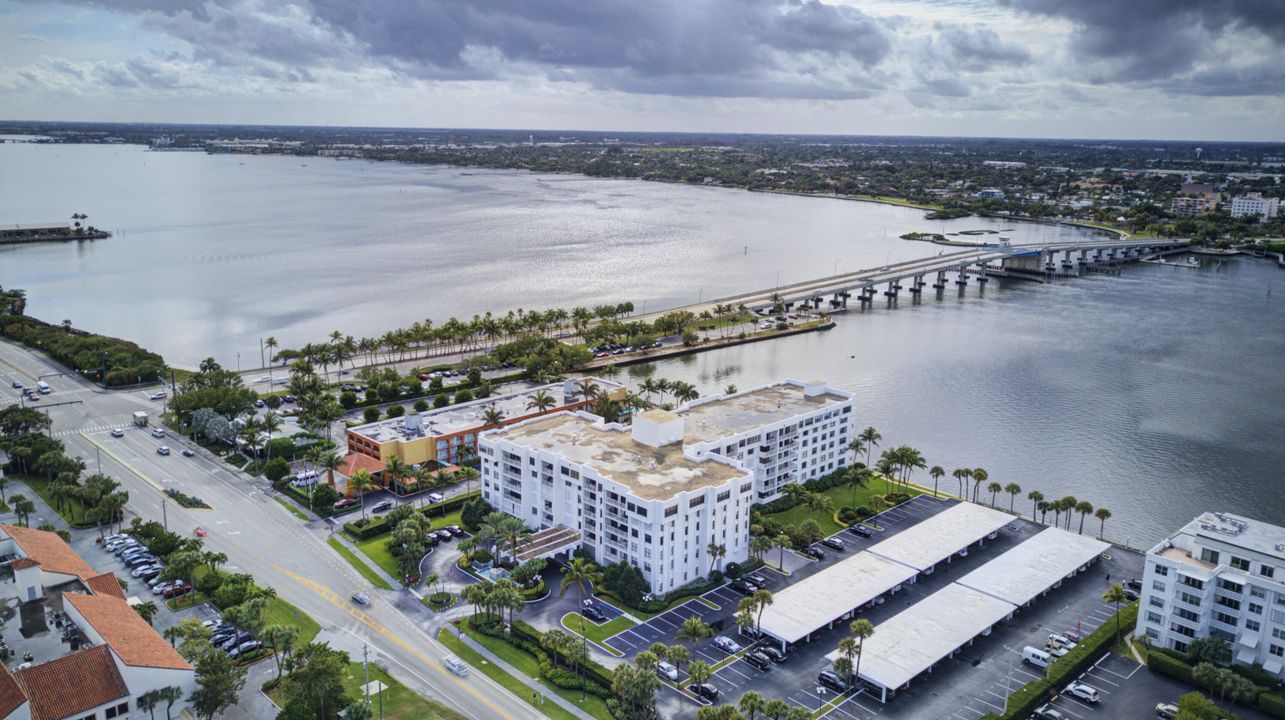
[1186,256,1200,267]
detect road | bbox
[0,340,542,720]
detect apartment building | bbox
[479,410,755,594]
[679,379,856,501]
[1170,183,1219,217]
[1135,512,1285,679]
[347,378,623,468]
[1228,193,1281,220]
[0,525,195,720]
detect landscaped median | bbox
[326,536,394,590]
[560,612,635,657]
[437,629,584,720]
[980,602,1138,720]
[328,491,477,588]
[267,657,466,720]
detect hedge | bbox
[984,603,1138,720]
[472,616,615,697]
[342,490,480,540]
[0,312,166,386]
[1261,693,1285,719]
[596,571,724,615]
[1148,647,1273,708]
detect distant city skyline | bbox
[1,0,1282,142]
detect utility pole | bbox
[259,337,265,369]
[362,643,372,709]
[95,445,101,474]
[161,499,168,531]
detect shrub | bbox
[339,392,358,409]
[434,394,450,408]
[386,405,406,418]
[724,562,743,579]
[413,399,429,412]
[343,517,392,541]
[467,367,482,386]
[602,561,650,606]
[195,570,224,595]
[265,395,282,409]
[454,389,473,403]
[363,407,381,423]
[262,457,291,483]
[837,506,860,524]
[1260,693,1285,719]
[461,496,494,531]
[428,377,443,392]
[471,548,494,564]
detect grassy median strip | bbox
[354,534,401,579]
[437,629,585,720]
[263,597,321,644]
[327,536,394,590]
[459,622,613,720]
[269,658,465,720]
[560,612,632,657]
[273,495,311,521]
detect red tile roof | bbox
[338,452,386,477]
[9,557,39,570]
[13,645,128,720]
[0,665,26,718]
[63,593,191,670]
[85,572,127,600]
[0,525,95,579]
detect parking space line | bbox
[1049,702,1085,719]
[973,695,1003,712]
[1082,671,1119,688]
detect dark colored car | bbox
[423,532,440,546]
[333,498,359,510]
[583,605,607,623]
[847,524,873,537]
[730,578,759,595]
[1126,577,1143,592]
[746,573,769,588]
[371,500,393,513]
[744,651,773,671]
[801,546,826,561]
[818,670,848,693]
[163,581,192,598]
[182,448,196,457]
[445,525,464,537]
[759,646,787,663]
[692,683,719,701]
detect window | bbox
[716,491,730,503]
[1262,566,1276,579]
[105,703,130,719]
[1245,619,1261,632]
[1200,548,1221,565]
[1146,611,1163,624]
[1179,591,1202,607]
[1249,603,1264,615]
[1230,556,1251,571]
[1213,611,1238,627]
[1271,644,1285,658]
[1154,564,1169,577]
[1251,586,1266,599]
[1216,578,1242,593]
[665,505,678,518]
[689,496,705,508]
[1149,596,1165,609]
[1152,580,1167,593]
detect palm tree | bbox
[850,618,875,691]
[259,412,283,458]
[384,456,410,495]
[349,468,374,520]
[639,379,660,403]
[576,379,600,403]
[971,468,988,503]
[858,427,881,468]
[163,625,185,647]
[1059,496,1078,530]
[559,557,602,700]
[687,660,712,689]
[158,685,184,720]
[846,438,865,468]
[482,405,505,427]
[676,616,713,661]
[1075,501,1094,534]
[706,542,727,576]
[137,689,161,720]
[1004,483,1022,513]
[846,466,869,508]
[10,495,35,527]
[763,699,791,720]
[316,451,342,488]
[837,637,857,690]
[134,600,159,626]
[986,481,1002,507]
[774,533,791,570]
[1028,490,1044,522]
[952,468,971,500]
[526,390,556,414]
[752,589,773,638]
[1094,507,1112,539]
[1103,583,1131,646]
[739,690,766,720]
[928,465,945,498]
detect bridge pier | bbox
[884,280,899,298]
[909,275,924,294]
[955,266,968,286]
[976,262,989,283]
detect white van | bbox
[444,655,469,677]
[151,427,166,438]
[1021,646,1052,669]
[427,492,445,504]
[36,381,51,394]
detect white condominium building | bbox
[1228,193,1281,220]
[479,410,755,594]
[1135,512,1285,679]
[679,379,855,501]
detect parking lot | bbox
[605,494,1162,720]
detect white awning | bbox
[759,552,916,644]
[1239,634,1259,649]
[1264,657,1283,676]
[866,503,1013,572]
[954,527,1109,605]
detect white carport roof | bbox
[826,583,1015,692]
[954,527,1109,605]
[866,502,1012,571]
[759,552,917,644]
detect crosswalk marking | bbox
[52,424,119,437]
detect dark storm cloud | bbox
[934,24,1031,72]
[999,0,1285,86]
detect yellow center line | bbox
[272,563,518,720]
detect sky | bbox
[1,0,1282,141]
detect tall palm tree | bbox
[850,618,875,692]
[1103,583,1131,646]
[928,466,945,498]
[559,557,602,700]
[1059,496,1078,530]
[639,378,660,403]
[858,427,881,468]
[482,405,505,427]
[739,691,766,720]
[1094,507,1112,539]
[706,542,726,576]
[349,468,374,521]
[752,589,773,638]
[837,637,857,690]
[774,532,791,570]
[971,468,988,503]
[952,468,971,500]
[1004,483,1022,513]
[847,466,868,508]
[158,686,184,720]
[137,690,161,720]
[1075,501,1094,534]
[1028,490,1045,522]
[846,438,865,468]
[316,451,342,488]
[986,481,1002,507]
[134,600,159,626]
[527,390,556,413]
[384,456,410,495]
[259,412,283,458]
[676,616,713,661]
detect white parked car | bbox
[657,661,678,681]
[111,428,125,437]
[1064,682,1100,704]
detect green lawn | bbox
[761,480,915,537]
[327,536,394,590]
[269,659,466,720]
[355,535,401,581]
[15,475,92,526]
[263,597,321,645]
[560,613,633,656]
[438,630,585,720]
[273,496,311,521]
[459,619,612,720]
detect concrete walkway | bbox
[456,632,598,720]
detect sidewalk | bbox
[457,632,597,720]
[328,529,402,588]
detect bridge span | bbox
[635,237,1190,321]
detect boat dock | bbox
[0,222,111,245]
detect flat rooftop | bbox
[758,552,917,644]
[489,413,745,501]
[0,580,91,671]
[826,583,1015,692]
[954,527,1109,606]
[350,378,622,444]
[867,502,1013,572]
[679,380,850,444]
[1185,512,1285,561]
